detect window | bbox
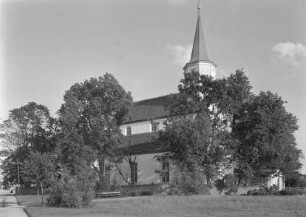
[126,126,131,136]
[105,165,111,187]
[161,160,170,183]
[151,122,159,132]
[131,162,138,184]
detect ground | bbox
[16,194,306,217]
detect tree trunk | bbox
[40,181,44,205]
[98,157,108,191]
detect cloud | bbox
[166,0,188,5]
[272,41,306,68]
[167,44,192,67]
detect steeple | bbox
[183,0,217,78]
[190,14,210,62]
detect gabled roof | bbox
[124,94,177,124]
[119,132,168,155]
[190,15,210,62]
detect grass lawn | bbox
[17,194,306,217]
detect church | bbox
[108,3,286,192]
[109,4,218,187]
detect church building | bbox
[110,3,217,187]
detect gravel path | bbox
[0,190,28,217]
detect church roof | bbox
[119,132,168,155]
[124,94,177,123]
[190,15,210,62]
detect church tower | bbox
[183,1,217,78]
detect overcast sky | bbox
[1,0,306,171]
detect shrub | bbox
[214,174,237,195]
[279,188,304,195]
[223,174,238,195]
[47,165,95,208]
[120,184,162,196]
[139,190,154,196]
[215,179,226,194]
[247,188,269,196]
[168,167,210,195]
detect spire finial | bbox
[197,0,201,17]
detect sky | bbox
[0,0,306,171]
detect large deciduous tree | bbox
[24,151,57,204]
[58,73,132,189]
[0,102,56,187]
[232,91,302,183]
[161,70,252,185]
[159,113,223,185]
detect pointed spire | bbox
[190,0,210,62]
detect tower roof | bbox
[190,15,210,62]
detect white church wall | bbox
[185,61,216,78]
[120,118,166,135]
[110,153,163,186]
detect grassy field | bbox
[17,194,306,217]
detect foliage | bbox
[168,166,210,195]
[159,113,223,184]
[215,174,238,195]
[47,163,95,208]
[23,151,56,185]
[58,73,133,190]
[1,146,30,187]
[159,70,252,186]
[247,187,304,196]
[223,174,238,195]
[0,102,57,187]
[279,188,304,195]
[110,138,137,185]
[232,91,302,181]
[285,172,306,188]
[23,151,57,204]
[0,102,55,153]
[56,131,96,176]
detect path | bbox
[0,190,28,217]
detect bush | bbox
[279,188,304,195]
[47,165,95,208]
[247,188,269,196]
[246,187,305,196]
[168,167,210,195]
[214,174,237,195]
[215,179,226,194]
[139,190,153,196]
[120,184,162,196]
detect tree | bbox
[0,102,52,152]
[159,113,222,185]
[232,91,302,183]
[0,102,56,187]
[58,73,133,190]
[47,161,96,208]
[23,151,57,204]
[162,70,252,185]
[45,130,96,208]
[111,139,137,185]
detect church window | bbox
[151,122,159,132]
[126,126,131,136]
[131,162,138,184]
[161,160,170,183]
